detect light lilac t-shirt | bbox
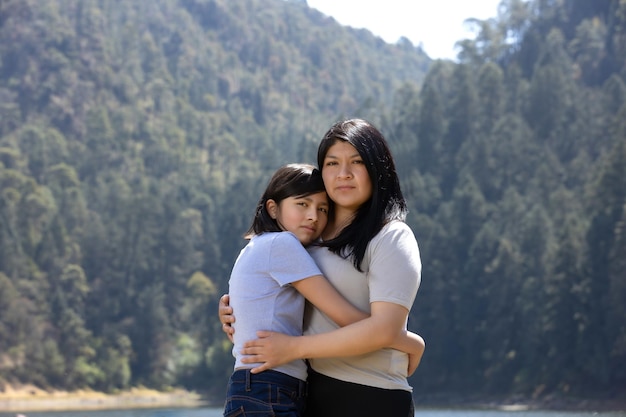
[229,231,322,381]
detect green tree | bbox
[476,62,506,133]
[441,64,479,194]
[417,81,445,177]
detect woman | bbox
[221,118,422,417]
[223,163,423,417]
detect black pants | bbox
[304,369,414,417]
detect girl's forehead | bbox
[293,191,328,201]
[311,191,329,201]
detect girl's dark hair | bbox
[245,163,326,238]
[317,118,407,271]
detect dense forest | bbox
[0,0,624,406]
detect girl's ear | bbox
[266,199,278,219]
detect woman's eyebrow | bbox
[324,153,361,159]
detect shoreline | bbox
[415,393,626,413]
[1,385,624,413]
[0,385,209,413]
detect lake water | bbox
[0,407,624,417]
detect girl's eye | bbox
[296,202,307,207]
[319,207,328,214]
[353,159,364,164]
[324,161,337,166]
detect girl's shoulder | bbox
[249,232,309,264]
[253,231,298,242]
[253,231,301,249]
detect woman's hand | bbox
[219,294,235,343]
[240,331,300,373]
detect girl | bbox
[223,162,424,417]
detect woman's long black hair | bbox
[317,118,407,271]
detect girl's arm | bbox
[218,283,368,341]
[291,275,368,327]
[240,300,411,373]
[389,330,425,376]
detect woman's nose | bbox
[338,164,352,178]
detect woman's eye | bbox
[319,207,328,214]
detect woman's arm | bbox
[218,294,425,376]
[220,292,422,374]
[218,294,235,343]
[240,301,409,373]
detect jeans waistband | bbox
[232,369,307,396]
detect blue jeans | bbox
[223,369,307,417]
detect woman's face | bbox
[321,141,372,213]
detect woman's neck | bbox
[323,207,356,240]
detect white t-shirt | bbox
[229,232,322,381]
[304,221,421,391]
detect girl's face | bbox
[266,191,329,245]
[321,141,373,213]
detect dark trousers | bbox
[304,369,414,417]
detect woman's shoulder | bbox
[371,220,418,247]
[380,220,415,235]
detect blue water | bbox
[0,407,624,417]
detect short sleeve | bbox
[367,222,421,310]
[268,232,322,287]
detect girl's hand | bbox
[240,331,299,373]
[219,294,235,343]
[407,350,423,376]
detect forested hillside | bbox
[0,0,624,406]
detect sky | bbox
[306,0,502,60]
